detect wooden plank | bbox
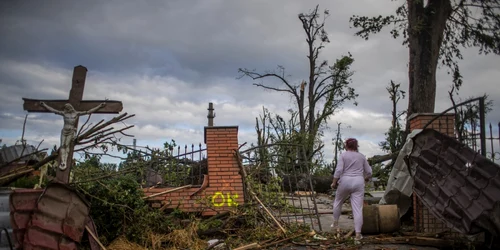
[58,66,87,184]
[68,65,87,109]
[22,99,123,113]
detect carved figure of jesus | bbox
[40,102,106,170]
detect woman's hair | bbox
[345,138,359,151]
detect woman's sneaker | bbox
[354,234,363,241]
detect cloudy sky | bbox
[1,0,499,165]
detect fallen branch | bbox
[251,191,287,234]
[233,242,260,250]
[0,167,34,185]
[85,225,107,250]
[0,152,58,186]
[259,231,312,249]
[343,230,354,239]
[143,185,193,199]
[234,150,286,235]
[368,151,399,165]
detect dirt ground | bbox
[280,244,439,250]
[278,192,439,250]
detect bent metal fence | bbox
[238,143,323,232]
[144,144,207,188]
[423,97,499,162]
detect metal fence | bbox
[144,144,207,187]
[423,97,499,162]
[486,122,500,163]
[239,143,323,232]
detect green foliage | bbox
[9,175,40,188]
[371,163,389,187]
[76,174,176,245]
[240,5,358,172]
[312,164,333,176]
[350,0,500,91]
[251,176,287,208]
[198,219,223,231]
[72,155,179,246]
[380,80,406,154]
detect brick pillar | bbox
[409,113,455,233]
[203,126,244,215]
[408,113,455,137]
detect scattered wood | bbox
[250,191,287,234]
[142,185,193,199]
[159,200,172,212]
[259,231,312,249]
[233,242,260,250]
[294,191,316,196]
[343,230,354,239]
[234,150,287,235]
[85,225,107,250]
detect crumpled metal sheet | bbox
[409,129,500,236]
[9,188,44,249]
[379,129,422,217]
[0,144,39,165]
[22,183,90,249]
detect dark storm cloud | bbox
[0,0,499,162]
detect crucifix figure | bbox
[22,65,123,183]
[39,102,106,170]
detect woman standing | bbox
[331,138,372,241]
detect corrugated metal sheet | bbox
[22,183,90,249]
[409,129,500,236]
[379,129,422,217]
[0,145,39,165]
[9,189,43,249]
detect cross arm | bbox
[22,98,123,114]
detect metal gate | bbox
[238,144,323,232]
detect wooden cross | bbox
[22,65,123,183]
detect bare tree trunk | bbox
[407,0,452,117]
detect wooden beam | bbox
[22,98,123,113]
[69,66,87,109]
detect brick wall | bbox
[142,126,245,216]
[408,113,455,136]
[409,113,455,233]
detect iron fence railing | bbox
[144,144,207,187]
[239,143,323,232]
[423,97,498,162]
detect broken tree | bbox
[350,0,500,117]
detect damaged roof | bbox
[0,144,39,166]
[409,129,500,237]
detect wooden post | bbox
[22,65,123,183]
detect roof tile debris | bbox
[409,129,500,237]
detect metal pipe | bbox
[207,102,215,127]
